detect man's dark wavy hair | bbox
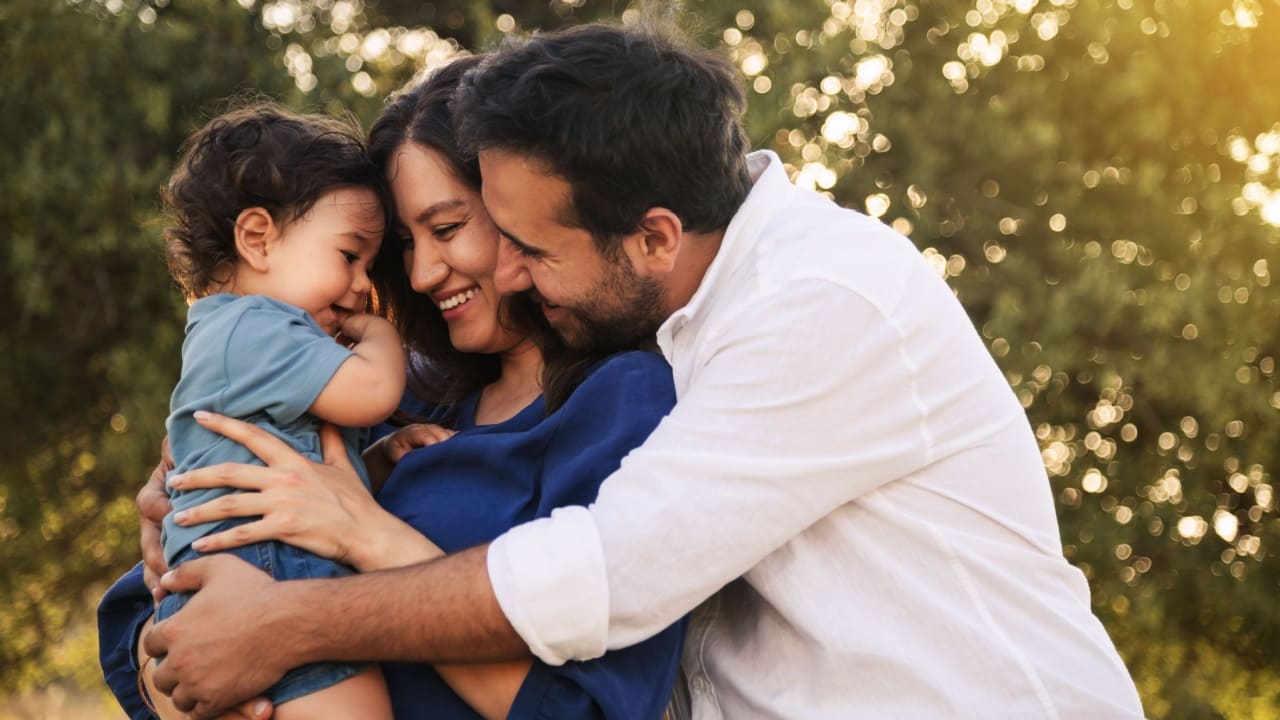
[163,102,390,298]
[453,22,752,252]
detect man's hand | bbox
[139,438,174,602]
[145,555,293,719]
[137,614,276,720]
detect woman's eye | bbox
[399,235,415,250]
[433,222,463,239]
[341,251,359,264]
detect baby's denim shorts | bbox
[156,519,370,706]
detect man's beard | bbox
[555,261,666,355]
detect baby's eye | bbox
[341,251,359,264]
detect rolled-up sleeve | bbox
[489,507,610,665]
[97,563,156,720]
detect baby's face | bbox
[259,187,385,334]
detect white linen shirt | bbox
[488,151,1143,718]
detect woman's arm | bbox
[433,661,534,720]
[98,564,161,720]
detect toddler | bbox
[152,103,403,719]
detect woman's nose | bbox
[406,241,449,294]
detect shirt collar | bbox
[657,150,789,345]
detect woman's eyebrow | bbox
[414,198,468,225]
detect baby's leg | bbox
[274,666,392,720]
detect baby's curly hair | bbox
[163,102,389,298]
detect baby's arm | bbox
[362,423,457,488]
[310,314,406,427]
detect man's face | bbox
[480,149,667,352]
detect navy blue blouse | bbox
[98,351,684,720]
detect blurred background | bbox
[1,0,1277,717]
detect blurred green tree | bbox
[0,1,1276,717]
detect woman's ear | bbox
[626,207,683,275]
[234,207,276,272]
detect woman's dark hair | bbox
[453,22,752,254]
[368,56,609,419]
[163,102,390,298]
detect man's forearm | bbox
[284,544,530,665]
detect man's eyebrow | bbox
[491,221,532,250]
[413,199,467,225]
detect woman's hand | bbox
[168,412,443,571]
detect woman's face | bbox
[388,141,526,355]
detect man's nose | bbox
[494,236,533,295]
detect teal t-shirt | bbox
[161,294,367,565]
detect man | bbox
[143,22,1143,718]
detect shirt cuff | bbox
[488,505,610,666]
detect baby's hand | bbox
[379,423,457,464]
[336,312,396,344]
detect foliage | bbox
[0,0,1276,716]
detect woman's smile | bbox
[437,286,479,316]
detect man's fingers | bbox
[169,685,196,714]
[159,555,215,595]
[193,412,297,466]
[319,423,355,470]
[143,621,171,672]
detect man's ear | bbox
[234,207,276,272]
[625,207,683,275]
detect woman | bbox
[98,55,684,720]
